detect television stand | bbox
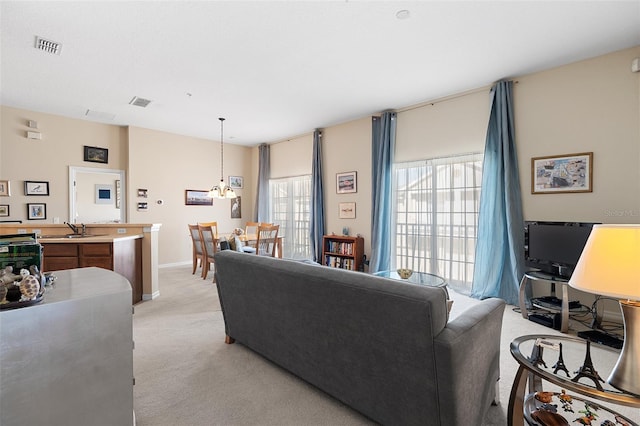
[518,271,588,333]
[577,329,624,350]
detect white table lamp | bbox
[568,224,640,396]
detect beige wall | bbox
[0,111,252,266]
[2,46,638,268]
[516,47,640,223]
[1,107,126,224]
[321,118,373,257]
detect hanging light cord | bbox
[219,117,225,181]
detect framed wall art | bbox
[84,145,109,164]
[231,196,241,219]
[531,152,593,194]
[0,205,9,217]
[339,202,356,219]
[0,180,10,196]
[95,184,114,204]
[24,180,50,196]
[336,171,357,194]
[185,189,213,206]
[27,203,46,220]
[229,176,243,189]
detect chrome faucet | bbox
[64,222,79,235]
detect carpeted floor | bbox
[132,264,639,425]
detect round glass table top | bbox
[372,270,446,288]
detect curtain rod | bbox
[397,80,519,113]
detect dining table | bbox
[217,233,284,258]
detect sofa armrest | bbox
[433,298,506,425]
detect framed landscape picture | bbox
[185,189,213,206]
[336,171,357,194]
[84,145,109,164]
[531,152,593,194]
[229,176,243,189]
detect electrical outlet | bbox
[117,228,127,234]
[17,229,27,234]
[32,229,42,236]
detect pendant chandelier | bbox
[208,117,237,199]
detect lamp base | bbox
[607,300,640,396]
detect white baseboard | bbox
[159,261,191,269]
[142,291,160,301]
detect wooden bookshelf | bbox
[322,235,364,271]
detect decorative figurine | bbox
[552,343,570,376]
[19,274,40,301]
[572,341,604,390]
[0,284,7,304]
[0,266,19,285]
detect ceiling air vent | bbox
[129,96,152,108]
[35,36,62,55]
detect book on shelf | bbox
[324,255,353,270]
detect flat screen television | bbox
[524,221,599,278]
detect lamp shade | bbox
[568,224,640,300]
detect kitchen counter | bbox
[0,267,134,426]
[1,223,162,301]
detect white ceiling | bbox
[1,1,639,146]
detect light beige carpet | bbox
[132,265,639,425]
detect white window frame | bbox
[269,175,312,259]
[392,153,483,293]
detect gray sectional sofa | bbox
[214,250,505,425]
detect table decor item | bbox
[397,268,413,279]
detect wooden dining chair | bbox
[198,224,219,281]
[199,221,218,238]
[255,224,279,257]
[241,221,264,253]
[188,224,205,276]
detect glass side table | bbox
[372,270,448,297]
[508,334,639,425]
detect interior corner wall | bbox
[127,126,253,266]
[516,46,640,224]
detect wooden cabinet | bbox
[42,239,142,304]
[322,235,364,271]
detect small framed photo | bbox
[531,152,593,194]
[339,202,356,219]
[337,171,357,194]
[0,180,10,196]
[137,188,148,198]
[185,189,213,206]
[84,145,109,164]
[27,203,46,220]
[231,196,241,219]
[0,205,9,217]
[229,176,243,189]
[24,180,50,196]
